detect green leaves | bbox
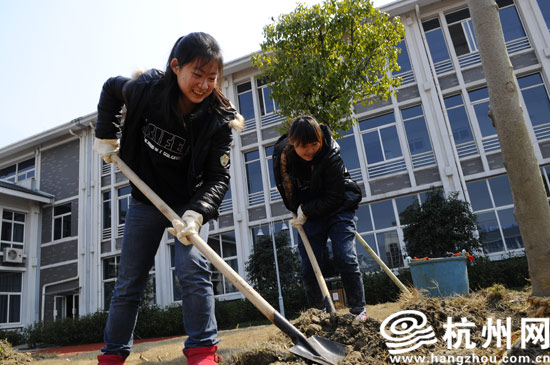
[252,0,404,136]
[399,191,483,258]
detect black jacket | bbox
[95,69,243,221]
[272,124,362,218]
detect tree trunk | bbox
[468,0,550,298]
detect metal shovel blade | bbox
[290,335,346,365]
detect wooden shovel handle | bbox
[295,225,336,313]
[111,154,278,322]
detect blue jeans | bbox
[102,198,217,359]
[297,210,366,310]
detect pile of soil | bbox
[226,286,550,364]
[0,339,33,364]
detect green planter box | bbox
[409,255,469,297]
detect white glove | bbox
[167,210,203,245]
[93,138,119,164]
[290,205,307,227]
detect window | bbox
[257,79,277,116]
[219,182,233,214]
[244,150,264,205]
[498,2,525,43]
[466,175,522,254]
[207,232,239,296]
[355,200,405,271]
[117,186,131,236]
[517,74,550,137]
[422,18,452,73]
[1,210,25,250]
[54,294,79,320]
[0,158,35,183]
[444,94,477,158]
[537,0,550,29]
[336,128,362,182]
[393,40,415,84]
[102,191,111,240]
[237,82,255,121]
[360,113,402,164]
[445,8,477,57]
[265,145,281,202]
[402,105,435,168]
[468,87,500,152]
[359,112,406,179]
[0,272,22,324]
[53,203,71,241]
[102,256,120,310]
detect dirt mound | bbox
[0,339,33,364]
[226,286,550,364]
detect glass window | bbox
[257,79,277,116]
[476,211,505,253]
[466,180,493,211]
[361,113,404,164]
[395,40,412,74]
[338,134,361,171]
[356,233,378,272]
[102,256,120,310]
[402,106,433,156]
[445,95,475,145]
[498,208,523,250]
[423,19,451,64]
[53,203,71,241]
[355,205,373,232]
[0,272,22,324]
[371,200,396,229]
[0,158,35,183]
[1,210,25,250]
[244,150,264,196]
[237,81,255,121]
[446,9,477,57]
[537,0,550,29]
[376,230,404,269]
[265,146,276,189]
[117,186,131,225]
[518,74,550,127]
[102,192,111,230]
[488,175,513,207]
[207,232,238,296]
[469,88,496,137]
[395,195,419,217]
[499,5,526,42]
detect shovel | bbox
[110,154,345,365]
[354,232,410,294]
[295,225,336,313]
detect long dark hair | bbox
[160,32,231,120]
[287,115,323,148]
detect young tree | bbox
[400,191,482,258]
[252,0,404,134]
[468,0,550,300]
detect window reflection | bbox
[477,211,505,253]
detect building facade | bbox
[0,0,549,330]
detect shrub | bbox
[400,190,482,258]
[362,269,412,305]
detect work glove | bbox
[93,138,119,164]
[167,210,203,245]
[290,205,307,227]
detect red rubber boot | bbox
[97,354,125,364]
[183,345,222,364]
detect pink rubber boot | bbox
[183,345,222,365]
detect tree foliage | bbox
[400,191,482,258]
[252,0,404,135]
[245,231,305,314]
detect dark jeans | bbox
[297,210,366,310]
[101,198,217,359]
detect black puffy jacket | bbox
[272,124,362,218]
[95,69,242,221]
